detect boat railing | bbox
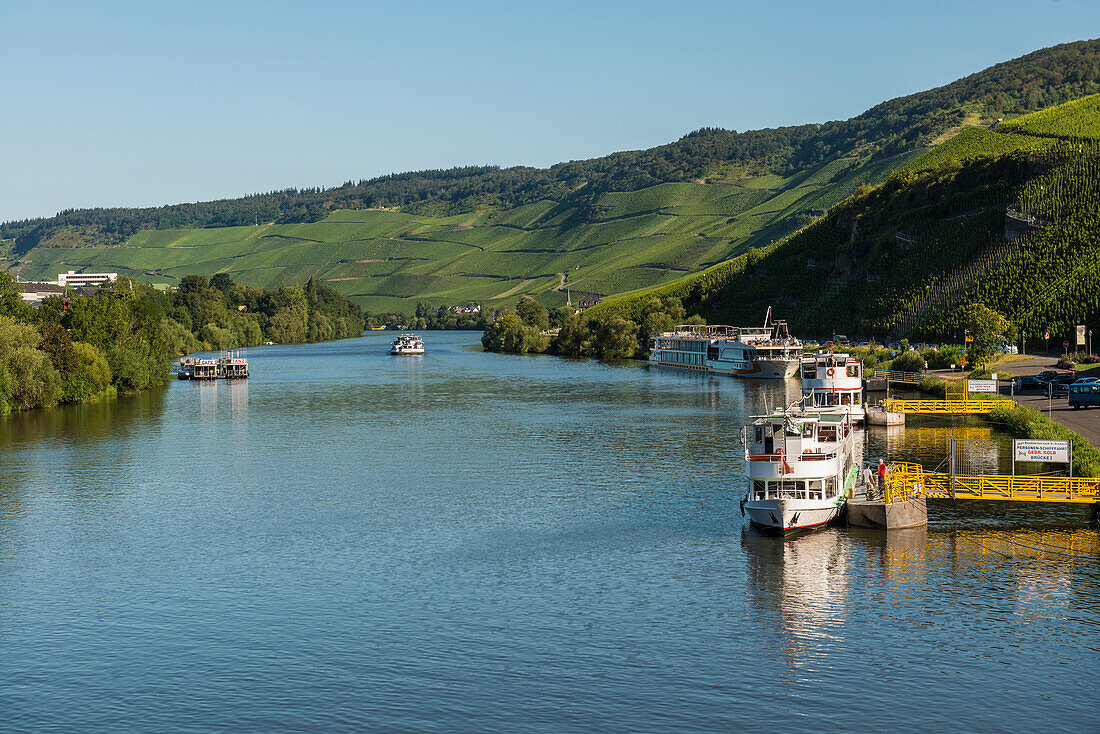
[746,448,843,462]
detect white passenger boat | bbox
[390,333,425,355]
[741,407,858,533]
[648,313,802,379]
[799,353,865,423]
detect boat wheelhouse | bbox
[799,353,865,422]
[390,333,425,355]
[742,409,858,533]
[648,319,802,379]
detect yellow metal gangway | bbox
[883,398,1016,414]
[883,377,1016,414]
[885,462,1100,505]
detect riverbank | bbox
[0,272,365,414]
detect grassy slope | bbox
[11,152,916,313]
[590,96,1100,337]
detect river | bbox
[2,331,1097,732]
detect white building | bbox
[16,282,65,306]
[58,271,117,288]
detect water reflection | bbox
[742,528,851,670]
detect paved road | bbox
[1010,391,1100,445]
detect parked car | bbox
[1071,376,1100,385]
[1036,370,1062,382]
[1069,382,1100,409]
[1016,376,1046,391]
[1047,374,1077,396]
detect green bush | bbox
[63,342,114,403]
[7,346,62,410]
[988,403,1100,477]
[108,342,164,392]
[919,376,947,397]
[890,350,925,372]
[481,312,550,354]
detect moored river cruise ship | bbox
[648,320,802,379]
[799,353,865,422]
[742,408,858,533]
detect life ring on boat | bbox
[827,367,835,377]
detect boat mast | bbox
[763,306,772,328]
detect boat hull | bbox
[744,499,841,533]
[650,358,799,379]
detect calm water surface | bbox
[2,332,1098,732]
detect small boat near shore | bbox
[176,350,249,380]
[390,333,425,355]
[741,406,858,534]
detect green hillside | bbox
[5,39,1100,315]
[999,93,1100,139]
[591,99,1100,342]
[7,153,921,313]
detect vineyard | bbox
[999,94,1100,140]
[7,151,914,313]
[592,98,1100,342]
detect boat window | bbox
[802,422,814,438]
[825,476,836,498]
[808,479,822,499]
[753,480,766,500]
[754,426,763,443]
[841,393,851,405]
[847,364,860,378]
[802,365,816,379]
[780,480,805,499]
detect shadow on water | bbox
[0,385,168,449]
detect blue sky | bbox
[1,0,1097,222]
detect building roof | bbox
[16,282,65,294]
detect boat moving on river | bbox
[649,317,802,379]
[390,333,425,355]
[741,406,858,533]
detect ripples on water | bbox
[1,332,1097,732]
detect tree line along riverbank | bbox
[0,272,364,413]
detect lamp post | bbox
[1090,329,1093,357]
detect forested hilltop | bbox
[587,92,1100,349]
[0,273,364,413]
[4,39,1100,315]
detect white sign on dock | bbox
[1013,439,1070,463]
[968,379,998,393]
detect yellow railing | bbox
[885,463,1100,504]
[883,398,1016,414]
[884,462,925,503]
